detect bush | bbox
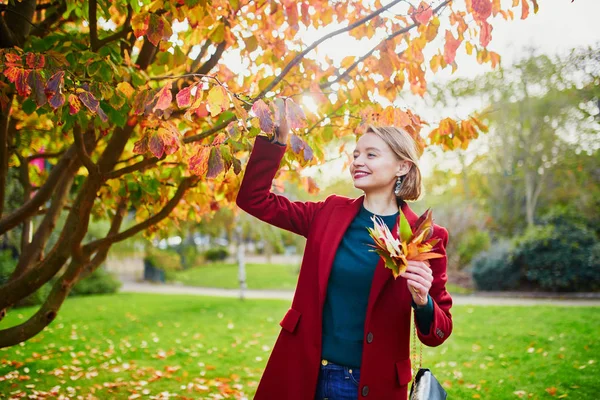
[70,268,122,296]
[457,230,491,269]
[176,243,204,269]
[513,222,600,292]
[471,240,521,291]
[0,250,52,308]
[143,247,183,281]
[204,247,229,262]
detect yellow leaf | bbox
[116,82,135,99]
[207,85,230,117]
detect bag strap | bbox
[411,308,423,375]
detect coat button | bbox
[366,332,373,343]
[362,385,369,396]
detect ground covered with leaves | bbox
[0,294,598,399]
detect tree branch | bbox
[105,157,159,180]
[83,176,198,252]
[26,150,65,161]
[30,1,66,38]
[190,40,212,72]
[0,94,12,217]
[93,5,133,52]
[88,0,98,50]
[73,123,100,177]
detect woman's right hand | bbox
[273,98,290,143]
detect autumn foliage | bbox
[0,0,535,347]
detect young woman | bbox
[236,117,453,400]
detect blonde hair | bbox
[366,125,422,201]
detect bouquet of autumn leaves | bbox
[367,208,443,279]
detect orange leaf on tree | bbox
[479,21,493,47]
[521,0,529,19]
[285,98,307,130]
[153,83,173,112]
[443,30,461,64]
[251,99,274,133]
[207,85,230,117]
[412,1,433,25]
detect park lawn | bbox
[173,263,299,290]
[174,263,474,295]
[0,294,597,399]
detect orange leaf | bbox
[521,0,529,19]
[479,21,493,47]
[413,1,433,25]
[443,30,461,64]
[153,83,173,112]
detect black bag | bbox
[409,309,448,400]
[409,368,447,400]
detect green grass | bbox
[1,294,598,399]
[173,263,299,290]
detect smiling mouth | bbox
[354,172,370,179]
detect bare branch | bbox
[73,124,100,177]
[88,0,99,50]
[105,157,159,180]
[83,176,198,252]
[94,5,133,51]
[0,95,12,217]
[26,150,65,161]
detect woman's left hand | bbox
[400,260,433,306]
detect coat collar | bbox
[317,194,420,313]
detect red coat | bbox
[236,136,453,400]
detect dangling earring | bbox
[394,175,404,196]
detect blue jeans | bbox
[314,359,361,400]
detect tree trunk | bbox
[236,225,247,300]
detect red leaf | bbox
[159,127,180,155]
[285,98,307,129]
[147,14,173,47]
[472,0,492,22]
[149,132,165,158]
[413,1,433,24]
[133,89,153,115]
[521,0,530,19]
[28,71,46,107]
[207,147,224,178]
[301,2,310,26]
[443,30,461,64]
[4,53,22,67]
[251,99,274,133]
[290,134,313,161]
[25,53,45,69]
[133,136,149,154]
[68,94,82,115]
[132,13,149,38]
[78,90,100,113]
[479,21,493,47]
[3,66,22,84]
[176,85,192,108]
[189,146,210,176]
[45,71,64,98]
[153,83,172,112]
[272,97,286,126]
[285,3,299,31]
[15,69,31,98]
[211,132,227,146]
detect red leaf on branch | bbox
[153,83,173,112]
[284,2,299,31]
[472,0,492,22]
[443,30,461,64]
[15,69,31,98]
[251,99,274,133]
[3,66,22,84]
[45,72,66,109]
[189,146,210,176]
[207,147,224,178]
[25,53,45,69]
[521,0,530,19]
[68,94,82,115]
[28,71,46,107]
[412,1,433,25]
[301,2,310,26]
[132,13,149,38]
[290,134,313,161]
[133,89,153,115]
[149,131,165,158]
[78,90,100,113]
[176,85,193,108]
[479,21,493,47]
[5,52,22,67]
[133,136,149,154]
[147,14,173,47]
[285,98,307,129]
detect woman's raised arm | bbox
[235,135,328,238]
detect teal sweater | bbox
[321,203,434,368]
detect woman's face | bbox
[350,132,410,194]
